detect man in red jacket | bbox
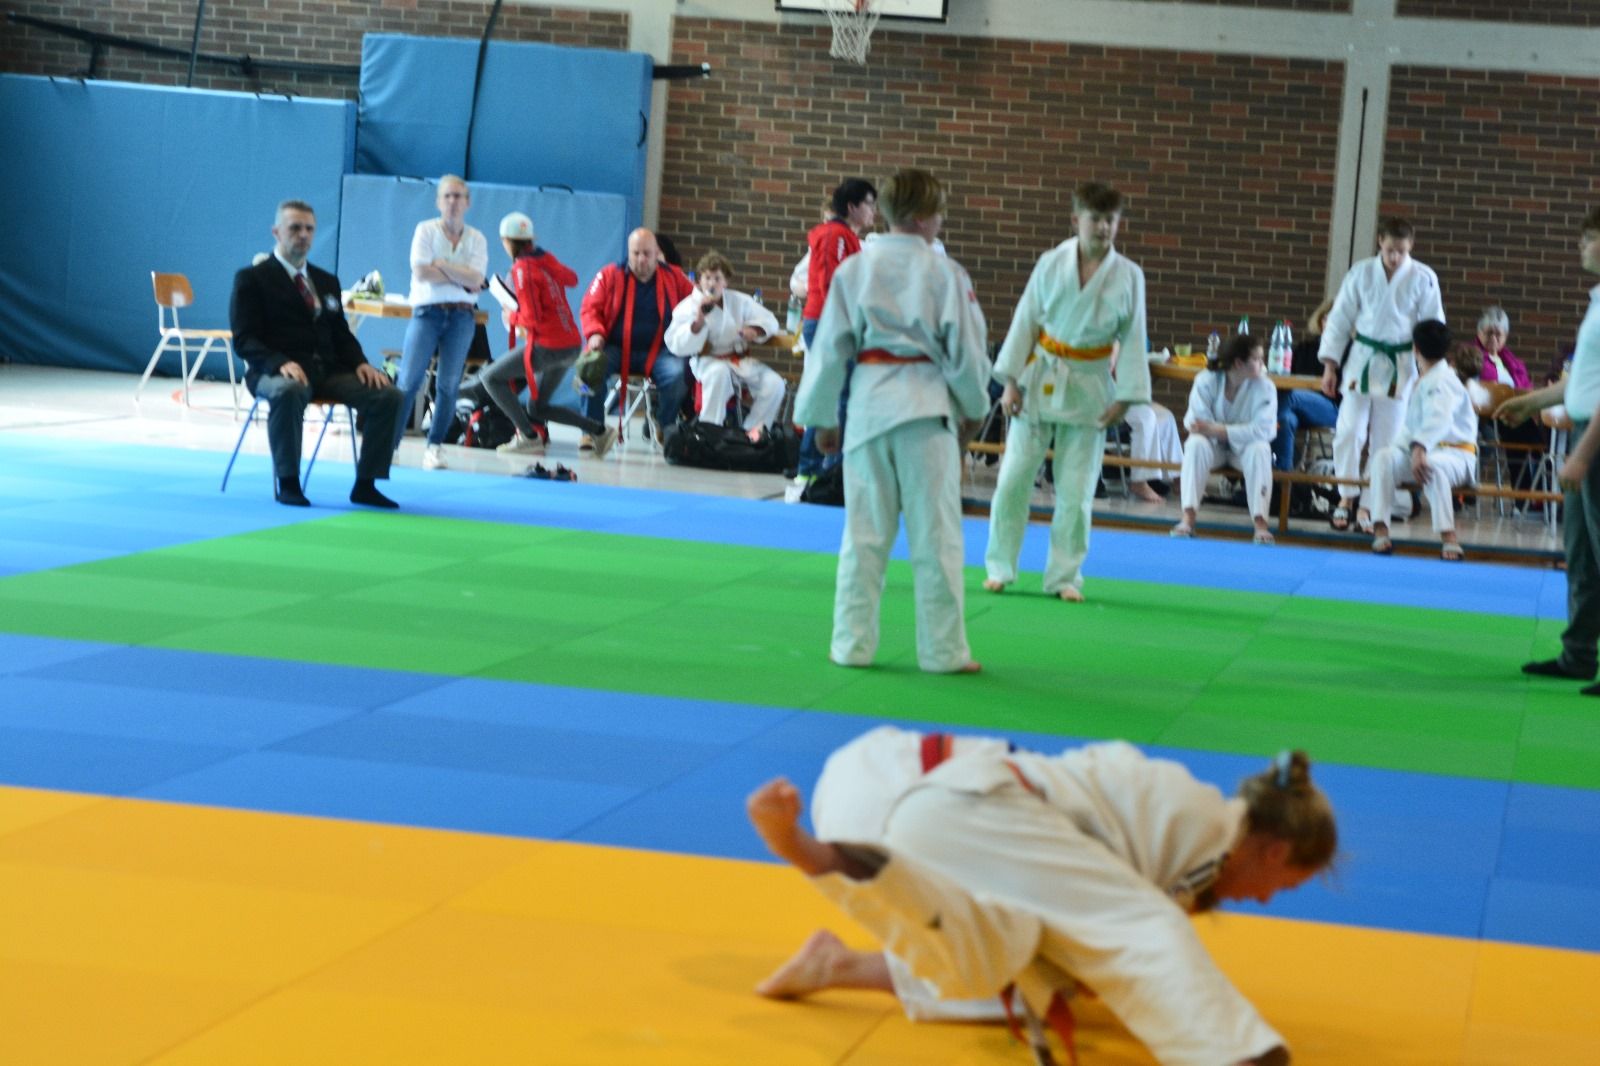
[579,228,695,439]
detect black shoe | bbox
[349,480,399,509]
[524,463,552,480]
[274,477,310,507]
[554,464,577,482]
[1522,658,1596,681]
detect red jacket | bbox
[803,218,861,321]
[508,249,581,351]
[580,260,694,371]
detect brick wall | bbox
[1381,66,1600,376]
[1397,1,1600,27]
[0,1,629,100]
[661,18,1343,371]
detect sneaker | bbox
[579,434,596,453]
[423,444,446,470]
[784,474,813,505]
[589,425,619,460]
[496,432,544,456]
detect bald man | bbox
[579,228,696,440]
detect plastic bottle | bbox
[1206,330,1221,365]
[1281,320,1294,374]
[1237,314,1249,336]
[1269,321,1286,375]
[786,291,803,334]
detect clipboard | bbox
[489,273,518,312]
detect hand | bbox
[1559,455,1589,492]
[1320,365,1340,400]
[815,426,841,455]
[586,334,605,353]
[739,324,764,343]
[1098,400,1129,428]
[356,362,388,389]
[1495,395,1533,427]
[1193,419,1226,441]
[1411,447,1432,484]
[280,361,308,386]
[1001,381,1022,417]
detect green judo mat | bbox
[1,512,1594,789]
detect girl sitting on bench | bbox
[1173,333,1278,544]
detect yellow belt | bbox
[1439,441,1478,454]
[1035,331,1114,361]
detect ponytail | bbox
[1238,750,1337,869]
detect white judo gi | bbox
[1179,371,1278,521]
[808,726,1284,1066]
[986,238,1151,593]
[1368,359,1479,534]
[1125,402,1182,483]
[665,288,787,432]
[1318,255,1445,509]
[793,233,992,672]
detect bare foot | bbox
[1057,587,1085,603]
[982,578,1007,593]
[756,929,849,999]
[955,660,982,674]
[1129,481,1162,503]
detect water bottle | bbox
[1206,330,1221,366]
[1281,320,1294,374]
[1237,314,1249,336]
[786,291,803,335]
[1269,321,1285,375]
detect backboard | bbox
[775,0,949,23]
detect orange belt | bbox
[1036,331,1114,361]
[1440,441,1478,454]
[858,348,932,364]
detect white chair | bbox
[604,374,660,448]
[137,272,241,415]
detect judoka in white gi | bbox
[1123,402,1182,502]
[984,182,1151,601]
[793,168,992,674]
[1369,320,1478,560]
[1317,216,1445,531]
[1172,334,1279,544]
[748,726,1337,1066]
[664,251,786,437]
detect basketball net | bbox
[826,0,881,65]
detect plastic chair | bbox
[220,392,357,494]
[137,272,241,415]
[604,374,660,448]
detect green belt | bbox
[1355,333,1411,397]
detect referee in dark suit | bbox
[230,199,402,508]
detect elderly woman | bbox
[1475,305,1532,389]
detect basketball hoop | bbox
[826,0,881,65]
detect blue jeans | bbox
[797,317,846,477]
[394,304,478,448]
[1272,388,1339,471]
[583,343,689,428]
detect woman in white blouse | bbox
[393,175,488,470]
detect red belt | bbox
[858,348,932,365]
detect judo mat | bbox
[2,433,1597,1064]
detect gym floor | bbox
[1,365,1595,1064]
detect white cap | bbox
[499,212,535,240]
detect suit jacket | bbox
[230,257,369,391]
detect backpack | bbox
[799,461,845,506]
[663,421,799,473]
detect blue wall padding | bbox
[354,35,652,231]
[0,75,354,375]
[334,173,628,374]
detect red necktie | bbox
[295,272,317,313]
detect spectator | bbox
[1172,334,1278,544]
[1272,296,1343,473]
[463,212,617,460]
[578,228,695,442]
[1474,305,1532,388]
[229,199,401,509]
[393,175,489,470]
[665,251,787,440]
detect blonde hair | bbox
[878,168,946,227]
[438,174,469,196]
[1238,751,1338,869]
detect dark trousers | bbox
[253,370,402,481]
[1561,419,1600,672]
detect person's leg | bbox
[1176,431,1216,532]
[1240,440,1274,527]
[317,373,401,481]
[983,417,1050,590]
[393,306,446,450]
[1368,444,1406,547]
[650,351,690,431]
[741,360,787,432]
[755,930,895,999]
[1043,423,1103,597]
[695,358,735,423]
[585,345,624,424]
[797,320,824,477]
[424,308,477,446]
[528,347,611,439]
[1272,392,1304,472]
[1360,392,1405,516]
[253,373,310,479]
[477,348,539,439]
[895,418,977,673]
[832,435,898,667]
[1122,403,1167,500]
[1331,391,1371,512]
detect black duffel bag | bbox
[663,421,799,473]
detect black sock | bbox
[349,479,398,509]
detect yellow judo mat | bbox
[3,785,1595,1065]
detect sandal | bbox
[1356,509,1375,535]
[1371,536,1394,556]
[1441,543,1465,562]
[1329,505,1352,531]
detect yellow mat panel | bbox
[2,786,1596,1066]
